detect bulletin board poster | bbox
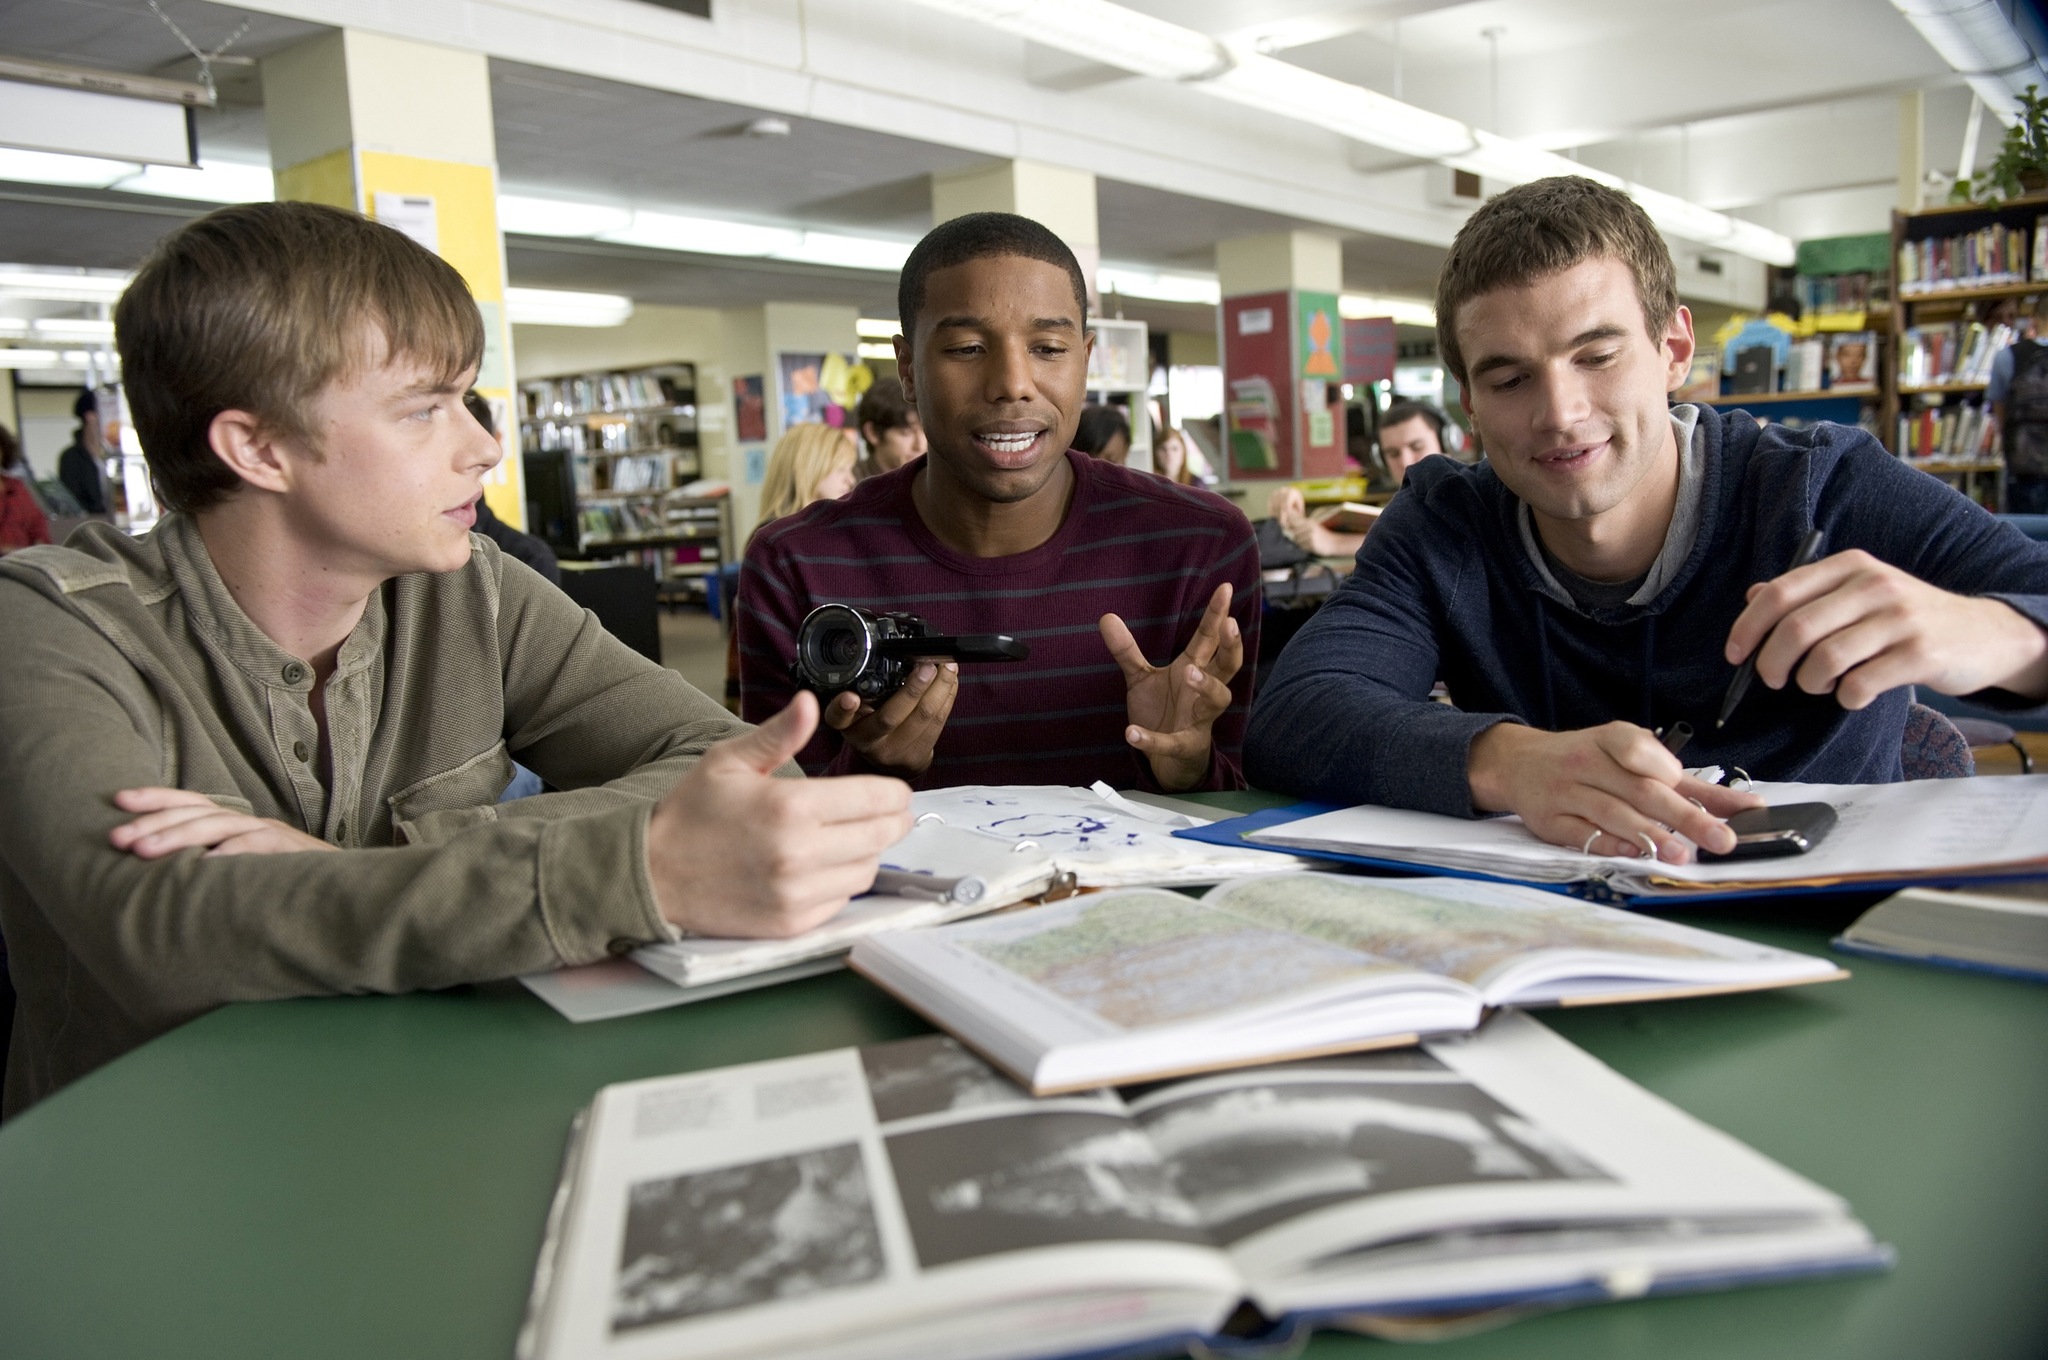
[1343,317,1397,387]
[1222,291,1295,479]
[778,352,830,429]
[732,374,767,443]
[1295,290,1346,477]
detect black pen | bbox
[1716,527,1826,730]
[1660,720,1693,759]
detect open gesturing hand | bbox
[1100,582,1244,791]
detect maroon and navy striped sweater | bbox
[738,450,1260,790]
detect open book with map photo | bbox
[849,874,1843,1093]
[516,1015,1886,1360]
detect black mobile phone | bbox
[1698,802,1838,862]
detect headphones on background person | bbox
[1381,400,1466,457]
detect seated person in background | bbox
[727,424,860,697]
[756,423,858,532]
[0,201,910,1114]
[1072,402,1131,464]
[461,390,561,585]
[739,211,1259,792]
[1268,400,1451,558]
[57,389,111,517]
[1988,294,2048,515]
[1154,422,1201,485]
[1247,176,2048,862]
[0,426,52,555]
[853,377,926,483]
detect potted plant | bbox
[1979,85,2048,201]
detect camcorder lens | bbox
[823,629,860,667]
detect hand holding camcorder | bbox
[792,603,1028,702]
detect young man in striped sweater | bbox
[739,213,1260,791]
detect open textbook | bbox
[515,1014,1887,1360]
[849,874,1841,1093]
[522,788,1309,1022]
[1185,776,2048,901]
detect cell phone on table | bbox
[1697,802,1838,862]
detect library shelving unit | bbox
[1884,196,2048,509]
[1087,317,1152,470]
[517,363,733,606]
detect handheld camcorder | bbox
[792,603,1028,702]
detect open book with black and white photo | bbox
[515,1014,1887,1360]
[1186,777,2048,901]
[849,874,1843,1093]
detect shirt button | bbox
[282,662,307,685]
[335,819,347,842]
[606,937,637,956]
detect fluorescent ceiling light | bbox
[499,194,634,238]
[781,231,910,272]
[0,268,130,303]
[856,317,903,338]
[905,0,1228,80]
[1097,265,1223,306]
[1890,0,2042,121]
[1340,293,1436,327]
[30,317,116,340]
[109,161,274,204]
[856,341,899,360]
[0,349,63,368]
[602,211,803,257]
[898,0,1794,266]
[0,147,137,188]
[504,287,634,327]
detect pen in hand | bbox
[1716,527,1826,730]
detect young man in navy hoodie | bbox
[1247,176,2048,863]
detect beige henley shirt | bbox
[0,515,753,1114]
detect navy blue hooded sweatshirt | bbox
[1245,407,2048,817]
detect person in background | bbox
[57,389,110,517]
[854,377,926,483]
[461,391,562,585]
[1268,400,1451,558]
[1073,403,1131,464]
[1153,423,1198,485]
[1988,295,2048,514]
[755,424,858,536]
[0,426,52,555]
[729,423,861,699]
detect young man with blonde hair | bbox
[0,201,910,1113]
[1248,176,2048,860]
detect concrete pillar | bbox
[931,159,1100,301]
[1215,231,1348,482]
[717,302,861,539]
[260,31,526,527]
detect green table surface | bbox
[1,791,2045,1359]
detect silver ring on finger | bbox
[1637,832,1658,859]
[1583,829,1601,855]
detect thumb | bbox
[713,691,820,775]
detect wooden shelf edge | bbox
[1898,280,2048,304]
[1702,390,1872,405]
[1898,381,1991,395]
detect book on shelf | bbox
[1896,403,1996,461]
[520,787,1312,1023]
[1825,331,1878,392]
[1184,776,2048,904]
[1730,345,1774,394]
[1673,349,1720,402]
[521,365,696,421]
[1896,222,2033,295]
[1785,337,1825,393]
[1896,321,2014,387]
[515,1013,1887,1360]
[1833,879,2048,982]
[849,873,1842,1094]
[1795,270,1875,318]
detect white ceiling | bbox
[0,0,2003,322]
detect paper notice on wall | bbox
[1237,307,1274,336]
[373,192,440,255]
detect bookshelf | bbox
[1086,317,1152,470]
[517,362,734,606]
[1886,195,2048,508]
